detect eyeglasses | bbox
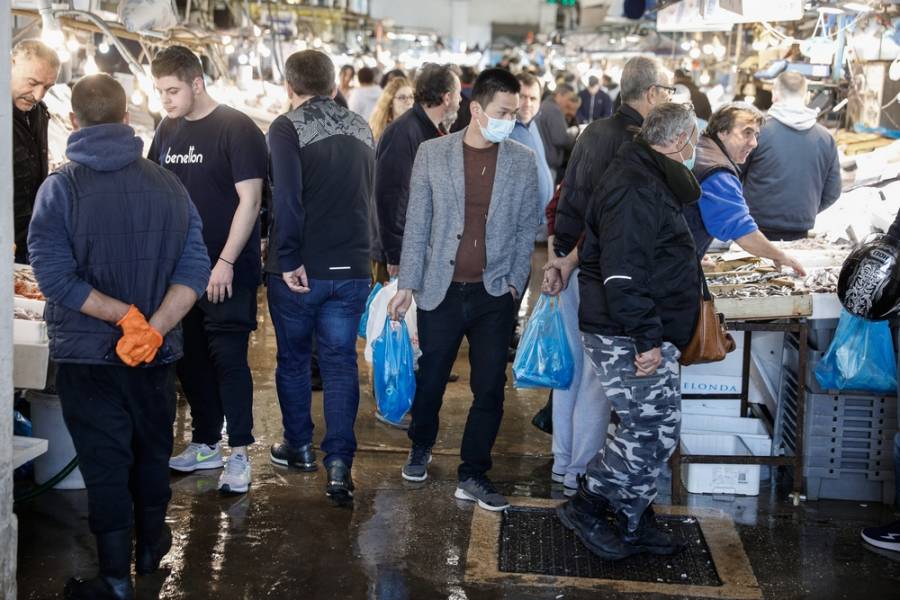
[394,94,414,102]
[650,84,677,97]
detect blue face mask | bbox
[477,112,515,143]
[683,140,697,171]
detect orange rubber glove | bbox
[115,305,164,367]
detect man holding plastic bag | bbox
[555,103,702,560]
[387,69,541,511]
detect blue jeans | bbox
[267,275,370,467]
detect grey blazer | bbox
[398,130,541,311]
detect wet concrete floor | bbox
[14,249,900,599]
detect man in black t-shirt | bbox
[149,46,266,495]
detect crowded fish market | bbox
[4,1,900,599]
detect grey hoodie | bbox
[742,102,842,237]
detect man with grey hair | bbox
[742,72,841,240]
[686,102,806,274]
[538,55,674,485]
[12,39,60,264]
[554,103,701,561]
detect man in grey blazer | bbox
[388,69,541,511]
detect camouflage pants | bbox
[581,334,681,533]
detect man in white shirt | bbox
[349,67,383,120]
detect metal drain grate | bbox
[498,506,722,586]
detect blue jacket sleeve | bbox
[170,199,212,297]
[27,174,93,312]
[267,116,305,273]
[698,172,759,242]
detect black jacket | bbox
[375,103,442,264]
[13,102,50,264]
[578,141,701,353]
[553,104,643,257]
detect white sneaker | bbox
[169,442,223,473]
[218,453,251,494]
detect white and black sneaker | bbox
[861,520,900,553]
[401,445,432,482]
[454,476,510,512]
[218,453,251,494]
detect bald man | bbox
[11,40,59,264]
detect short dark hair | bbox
[71,74,126,127]
[151,45,204,84]
[284,50,335,97]
[340,64,355,76]
[588,75,600,87]
[357,67,376,85]
[516,71,541,94]
[705,101,764,138]
[471,68,520,108]
[553,83,575,98]
[414,63,457,108]
[460,66,478,85]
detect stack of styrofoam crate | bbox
[779,329,897,504]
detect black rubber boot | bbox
[619,505,685,556]
[531,393,553,434]
[135,506,172,575]
[64,528,134,599]
[556,477,639,561]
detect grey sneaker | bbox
[454,476,509,511]
[169,442,223,473]
[401,445,432,482]
[218,453,251,494]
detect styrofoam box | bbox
[13,296,47,343]
[682,414,773,457]
[682,399,742,416]
[680,433,761,496]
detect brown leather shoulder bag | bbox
[679,268,736,366]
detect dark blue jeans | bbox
[408,282,514,481]
[267,275,370,467]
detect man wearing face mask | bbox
[386,69,541,511]
[556,103,702,560]
[686,102,806,275]
[375,63,461,278]
[11,40,59,264]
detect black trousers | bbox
[177,286,257,447]
[57,363,176,535]
[408,283,514,480]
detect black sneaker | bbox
[270,441,317,471]
[402,445,432,482]
[325,459,354,503]
[619,505,684,556]
[454,476,510,511]
[862,520,900,553]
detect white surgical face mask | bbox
[477,111,515,143]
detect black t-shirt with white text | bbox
[148,105,267,287]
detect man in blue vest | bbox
[28,74,210,599]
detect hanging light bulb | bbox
[681,41,692,51]
[713,45,727,60]
[238,53,249,65]
[689,47,701,59]
[98,40,110,54]
[41,27,65,50]
[253,25,262,37]
[702,43,714,55]
[66,37,81,53]
[259,44,272,58]
[130,89,145,106]
[222,35,233,45]
[699,71,711,85]
[83,55,99,75]
[56,48,71,63]
[225,44,236,55]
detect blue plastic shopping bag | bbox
[358,281,383,339]
[372,316,417,424]
[815,309,898,394]
[512,293,574,389]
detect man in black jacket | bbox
[555,103,701,561]
[11,40,59,264]
[376,64,461,276]
[266,50,375,502]
[550,56,674,272]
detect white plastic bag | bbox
[118,0,178,33]
[365,279,419,364]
